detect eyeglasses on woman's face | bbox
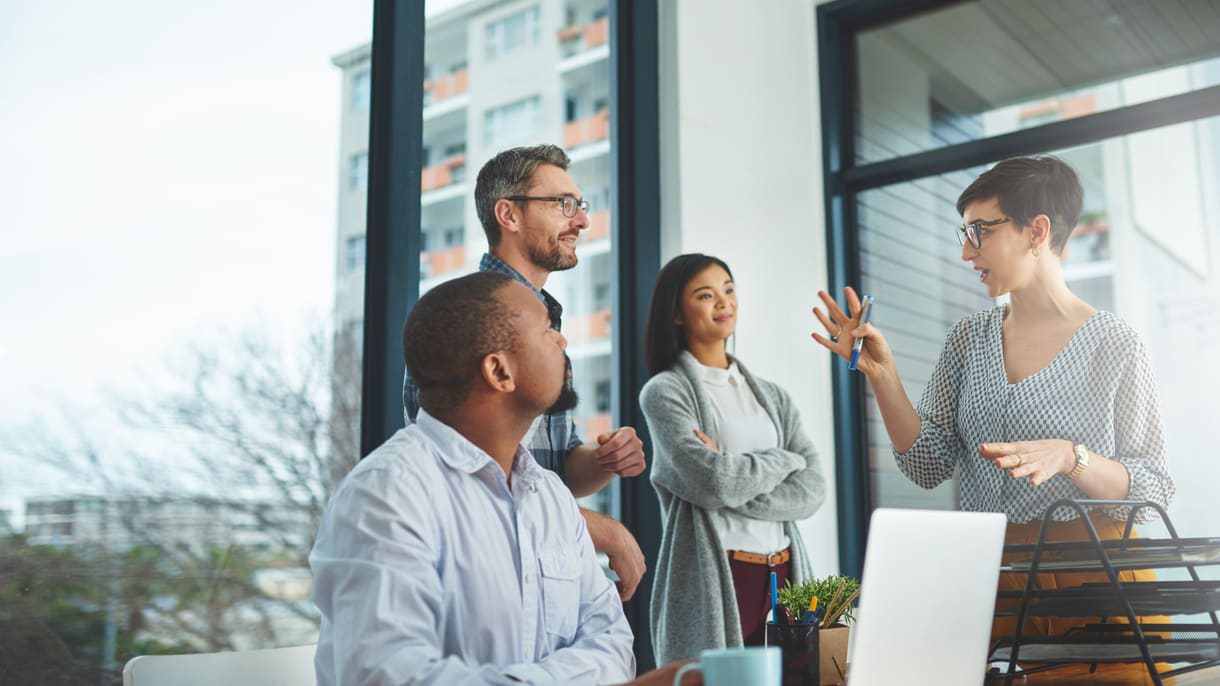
[956,217,1011,249]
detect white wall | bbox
[659,0,838,575]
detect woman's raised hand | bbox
[810,286,895,379]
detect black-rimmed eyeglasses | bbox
[957,217,1011,249]
[504,195,590,218]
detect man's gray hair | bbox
[474,144,571,245]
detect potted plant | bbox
[777,575,860,685]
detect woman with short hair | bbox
[811,155,1174,657]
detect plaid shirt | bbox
[402,253,582,481]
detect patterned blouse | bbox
[895,306,1174,523]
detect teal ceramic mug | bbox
[673,646,782,686]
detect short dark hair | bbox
[643,254,734,376]
[402,272,519,414]
[956,155,1083,255]
[474,144,571,246]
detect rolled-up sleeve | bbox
[894,319,971,489]
[1109,336,1174,522]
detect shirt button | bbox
[524,573,532,584]
[524,647,533,660]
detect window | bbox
[821,0,1220,575]
[345,234,366,272]
[483,96,541,147]
[351,70,370,109]
[422,0,621,527]
[349,152,368,190]
[2,2,373,677]
[853,1,1220,164]
[595,379,612,413]
[485,6,540,59]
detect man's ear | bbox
[480,351,516,393]
[1029,213,1052,251]
[494,198,521,238]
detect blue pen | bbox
[769,571,779,623]
[848,295,874,371]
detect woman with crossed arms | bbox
[811,156,1174,656]
[641,253,827,664]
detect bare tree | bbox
[5,319,362,665]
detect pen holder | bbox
[765,621,819,686]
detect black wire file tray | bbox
[987,499,1220,686]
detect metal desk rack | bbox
[987,499,1220,685]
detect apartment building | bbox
[331,0,617,512]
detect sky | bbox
[0,1,374,510]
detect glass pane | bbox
[406,0,617,517]
[857,114,1220,535]
[0,2,371,680]
[856,1,1220,164]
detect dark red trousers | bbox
[727,554,791,646]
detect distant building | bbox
[23,494,311,554]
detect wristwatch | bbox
[1069,443,1092,479]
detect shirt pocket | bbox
[538,546,581,641]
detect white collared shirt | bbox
[310,410,635,685]
[698,358,790,554]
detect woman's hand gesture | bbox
[810,286,895,380]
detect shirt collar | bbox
[480,252,564,330]
[415,409,545,486]
[684,350,742,386]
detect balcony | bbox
[423,69,469,105]
[583,210,609,241]
[564,308,611,343]
[564,109,610,150]
[577,412,613,441]
[558,17,608,57]
[421,245,465,280]
[421,154,467,193]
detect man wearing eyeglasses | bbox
[404,144,649,602]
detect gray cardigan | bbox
[639,351,827,664]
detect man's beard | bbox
[545,355,579,414]
[526,235,578,273]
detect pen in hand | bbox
[848,295,874,371]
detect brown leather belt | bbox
[728,547,791,566]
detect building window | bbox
[345,235,366,272]
[595,379,611,413]
[351,70,371,110]
[349,152,368,191]
[484,96,540,148]
[443,227,463,248]
[485,6,540,59]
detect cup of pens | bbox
[766,574,860,686]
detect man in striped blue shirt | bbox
[404,144,648,600]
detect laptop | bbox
[847,508,1007,685]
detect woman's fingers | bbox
[812,307,842,338]
[811,332,847,356]
[844,286,862,319]
[817,290,852,328]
